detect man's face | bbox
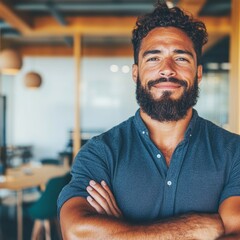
[132,27,203,121]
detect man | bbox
[58,2,240,239]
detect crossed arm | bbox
[59,180,240,240]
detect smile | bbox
[152,82,182,90]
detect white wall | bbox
[4,57,137,161]
[13,57,75,160]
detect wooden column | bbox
[229,0,240,133]
[73,34,81,158]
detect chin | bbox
[152,91,182,101]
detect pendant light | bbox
[24,71,42,89]
[0,48,23,75]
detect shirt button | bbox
[157,154,161,158]
[167,181,172,186]
[142,131,145,134]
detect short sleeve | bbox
[57,137,110,216]
[219,150,240,205]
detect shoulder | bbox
[197,116,240,151]
[78,115,136,154]
[73,115,136,173]
[93,115,135,144]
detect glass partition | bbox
[196,70,229,128]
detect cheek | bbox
[177,67,197,81]
[176,63,195,73]
[139,65,159,81]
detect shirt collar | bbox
[184,108,198,140]
[134,108,199,139]
[134,109,149,136]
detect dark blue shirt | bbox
[58,109,240,223]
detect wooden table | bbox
[0,163,69,240]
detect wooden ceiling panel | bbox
[178,0,207,16]
[0,0,232,59]
[0,0,32,33]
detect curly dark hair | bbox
[132,1,208,65]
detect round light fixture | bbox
[110,64,119,73]
[0,48,22,75]
[121,65,130,73]
[24,71,42,88]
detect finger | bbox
[90,181,120,217]
[88,182,118,216]
[86,196,106,214]
[89,180,110,199]
[89,181,120,217]
[101,181,123,217]
[86,185,112,215]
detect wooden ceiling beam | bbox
[20,16,230,38]
[0,0,230,38]
[178,0,207,16]
[19,44,133,57]
[201,17,230,54]
[26,16,135,37]
[0,0,32,34]
[201,16,231,35]
[203,34,227,53]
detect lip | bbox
[152,82,182,90]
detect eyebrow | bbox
[173,49,194,58]
[142,49,194,59]
[142,50,161,58]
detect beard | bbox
[136,75,199,122]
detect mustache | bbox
[147,77,188,89]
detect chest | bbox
[151,137,182,167]
[160,147,174,166]
[111,142,228,222]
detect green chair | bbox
[25,172,71,240]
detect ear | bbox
[197,65,203,84]
[132,64,138,83]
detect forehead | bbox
[140,27,195,55]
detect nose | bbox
[159,59,176,78]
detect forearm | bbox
[81,213,224,240]
[145,213,224,240]
[92,213,224,240]
[61,200,224,240]
[217,233,240,240]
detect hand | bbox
[86,180,122,218]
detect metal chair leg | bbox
[31,220,42,240]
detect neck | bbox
[140,108,193,165]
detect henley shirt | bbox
[58,109,240,223]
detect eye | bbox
[176,57,189,62]
[147,57,159,62]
